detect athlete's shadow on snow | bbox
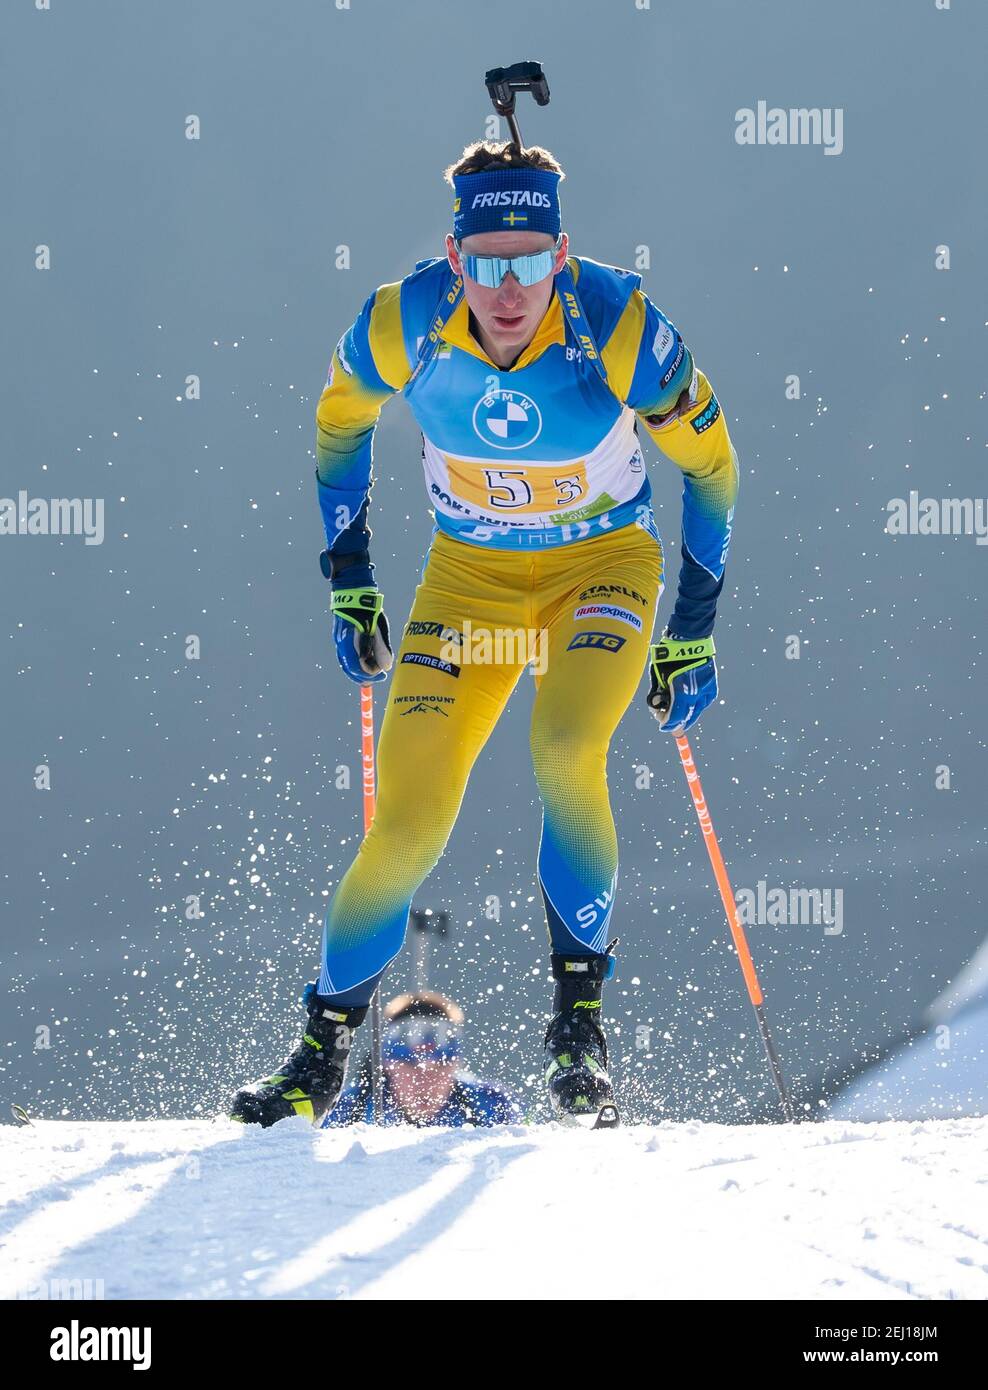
[0,1150,177,1246]
[34,1124,536,1299]
[281,1130,538,1300]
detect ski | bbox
[557,1102,621,1131]
[11,1104,33,1127]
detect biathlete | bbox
[231,125,738,1129]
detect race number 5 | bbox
[484,469,533,509]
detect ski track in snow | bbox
[1,1117,987,1300]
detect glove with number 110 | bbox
[646,632,717,733]
[330,586,394,685]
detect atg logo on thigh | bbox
[566,631,626,653]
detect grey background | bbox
[1,0,984,1123]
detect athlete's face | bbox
[387,1059,457,1123]
[446,230,569,367]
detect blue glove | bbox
[331,586,394,685]
[647,632,717,733]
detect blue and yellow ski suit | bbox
[314,255,738,1005]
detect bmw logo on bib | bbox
[472,389,543,450]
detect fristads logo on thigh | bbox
[403,620,463,645]
[566,631,627,653]
[472,389,543,449]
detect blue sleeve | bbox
[321,1084,366,1127]
[627,296,738,639]
[315,285,402,590]
[463,1082,525,1125]
[625,297,696,423]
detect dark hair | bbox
[443,139,565,187]
[383,990,465,1026]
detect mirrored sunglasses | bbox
[456,235,563,288]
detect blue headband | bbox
[452,167,562,240]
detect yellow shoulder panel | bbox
[601,289,645,405]
[367,280,411,391]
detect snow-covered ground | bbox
[2,1116,986,1301]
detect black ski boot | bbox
[543,945,620,1129]
[229,985,367,1128]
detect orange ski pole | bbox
[674,733,794,1122]
[360,682,377,832]
[359,683,384,1123]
